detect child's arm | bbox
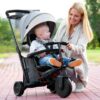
[30,40,46,57]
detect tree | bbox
[86,0,100,48]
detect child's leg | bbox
[62,57,71,66]
[39,54,61,68]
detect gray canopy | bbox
[19,10,56,43]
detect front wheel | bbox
[14,81,24,96]
[55,77,72,98]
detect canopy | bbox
[19,10,56,43]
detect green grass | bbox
[87,49,100,63]
[0,45,15,53]
[0,53,10,58]
[0,45,15,58]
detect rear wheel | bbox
[14,81,24,96]
[55,77,72,98]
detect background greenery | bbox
[86,0,100,48]
[0,0,100,63]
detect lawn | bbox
[0,53,10,58]
[0,45,15,58]
[87,49,100,63]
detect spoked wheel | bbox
[14,81,24,96]
[55,77,72,98]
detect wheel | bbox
[14,81,24,96]
[55,77,72,98]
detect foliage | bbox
[0,17,12,41]
[85,0,100,48]
[0,17,15,52]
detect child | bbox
[30,22,82,68]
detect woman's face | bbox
[69,8,82,26]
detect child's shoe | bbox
[68,59,82,67]
[49,58,62,68]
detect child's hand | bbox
[39,52,46,57]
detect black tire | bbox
[14,81,24,96]
[55,78,72,98]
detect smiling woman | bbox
[53,2,93,92]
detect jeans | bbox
[39,54,71,67]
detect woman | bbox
[53,2,93,92]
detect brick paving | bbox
[0,54,100,100]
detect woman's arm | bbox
[67,33,88,55]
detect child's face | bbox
[34,25,51,40]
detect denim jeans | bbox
[39,54,71,67]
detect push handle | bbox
[44,42,69,46]
[27,49,59,58]
[6,10,30,19]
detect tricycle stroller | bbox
[6,10,75,98]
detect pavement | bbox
[0,54,100,100]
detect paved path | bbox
[0,54,100,100]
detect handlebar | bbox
[27,49,59,58]
[27,42,68,58]
[44,42,69,46]
[6,10,30,19]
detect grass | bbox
[87,48,100,63]
[0,45,15,59]
[0,45,15,53]
[0,53,10,58]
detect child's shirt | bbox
[30,40,46,53]
[30,38,58,54]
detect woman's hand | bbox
[66,43,74,50]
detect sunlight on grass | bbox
[0,53,11,58]
[87,49,100,63]
[0,45,15,53]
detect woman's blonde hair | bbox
[67,2,93,42]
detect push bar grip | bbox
[27,49,59,58]
[6,10,30,18]
[44,42,69,46]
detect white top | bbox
[30,38,58,54]
[30,40,46,53]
